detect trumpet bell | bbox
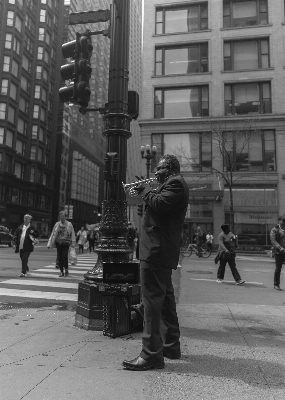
[122,177,157,194]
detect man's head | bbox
[59,211,66,223]
[278,215,285,228]
[23,214,32,226]
[221,223,230,234]
[155,155,180,183]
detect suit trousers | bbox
[274,254,285,286]
[56,243,69,272]
[139,261,180,362]
[19,250,31,274]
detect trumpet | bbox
[122,177,157,193]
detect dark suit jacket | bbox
[139,174,189,269]
[13,224,39,253]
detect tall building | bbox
[0,0,64,236]
[54,0,143,230]
[141,0,285,245]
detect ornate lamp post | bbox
[140,144,157,178]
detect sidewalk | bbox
[1,302,285,399]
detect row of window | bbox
[1,79,50,105]
[0,183,51,210]
[155,38,270,76]
[0,102,50,124]
[154,81,271,118]
[151,130,276,173]
[155,1,269,35]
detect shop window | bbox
[155,86,209,118]
[155,43,208,75]
[223,0,268,28]
[224,38,269,71]
[225,81,271,115]
[151,132,212,172]
[156,2,208,34]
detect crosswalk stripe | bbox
[0,288,77,301]
[189,278,264,285]
[35,268,88,274]
[29,273,80,279]
[1,279,78,289]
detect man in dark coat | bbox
[13,214,39,277]
[122,154,189,371]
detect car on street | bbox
[0,226,13,247]
[236,235,258,245]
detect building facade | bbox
[141,0,285,245]
[0,0,64,236]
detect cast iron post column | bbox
[84,0,131,281]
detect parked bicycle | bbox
[181,243,211,258]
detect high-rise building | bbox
[0,0,64,236]
[141,0,285,245]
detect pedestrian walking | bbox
[195,226,204,257]
[216,223,245,285]
[76,226,87,254]
[47,211,76,277]
[206,231,214,252]
[12,214,39,277]
[87,227,96,253]
[122,154,189,371]
[270,215,285,291]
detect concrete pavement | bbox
[1,300,285,399]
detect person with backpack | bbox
[270,215,285,291]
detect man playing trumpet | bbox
[122,154,189,371]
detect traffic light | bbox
[59,31,93,108]
[128,91,139,120]
[137,203,143,217]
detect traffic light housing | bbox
[59,31,93,108]
[128,91,139,120]
[137,203,143,217]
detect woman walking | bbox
[47,211,76,277]
[216,223,245,285]
[77,226,87,253]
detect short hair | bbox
[59,210,66,216]
[221,223,229,231]
[24,214,32,219]
[279,215,285,221]
[159,154,180,173]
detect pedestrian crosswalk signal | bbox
[137,203,143,217]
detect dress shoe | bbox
[274,285,282,291]
[163,349,181,360]
[59,272,64,277]
[122,356,165,371]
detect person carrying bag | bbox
[47,211,76,277]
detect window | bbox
[32,125,38,139]
[225,82,271,115]
[224,38,269,71]
[34,85,41,99]
[30,167,35,182]
[38,147,43,162]
[1,79,9,95]
[46,31,51,45]
[17,118,27,135]
[13,37,21,55]
[223,130,276,171]
[7,11,14,26]
[152,132,212,172]
[0,103,6,119]
[14,162,24,179]
[155,43,208,75]
[40,9,46,22]
[37,46,44,60]
[3,56,10,72]
[6,130,13,147]
[33,105,39,118]
[20,76,30,93]
[25,35,33,54]
[39,127,44,142]
[156,3,208,34]
[25,14,35,34]
[223,0,268,28]
[19,97,29,113]
[42,88,47,102]
[22,55,31,73]
[15,16,22,32]
[5,33,12,49]
[40,108,46,122]
[16,139,25,155]
[44,50,49,64]
[8,106,15,124]
[10,82,17,100]
[36,65,42,79]
[0,128,4,144]
[154,86,209,118]
[30,145,36,160]
[11,60,19,77]
[38,27,45,41]
[5,154,13,173]
[43,69,48,81]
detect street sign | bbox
[69,9,111,25]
